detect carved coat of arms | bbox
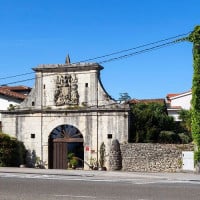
[54,74,79,106]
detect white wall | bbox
[170,92,191,110]
[167,91,191,121]
[167,109,181,121]
[0,95,21,121]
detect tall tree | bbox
[187,26,200,163]
[130,102,176,143]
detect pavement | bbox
[0,167,200,182]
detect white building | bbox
[0,86,31,130]
[166,90,192,121]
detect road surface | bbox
[0,171,200,200]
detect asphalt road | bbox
[0,172,200,200]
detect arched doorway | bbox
[48,124,84,169]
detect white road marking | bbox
[54,194,96,198]
[1,173,200,185]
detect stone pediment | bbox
[33,63,103,73]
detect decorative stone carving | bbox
[54,74,79,106]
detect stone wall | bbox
[120,143,194,172]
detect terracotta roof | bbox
[0,85,31,92]
[166,90,191,101]
[0,86,30,100]
[167,106,182,109]
[128,98,140,104]
[166,93,180,98]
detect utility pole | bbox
[96,70,99,169]
[40,71,43,161]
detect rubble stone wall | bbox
[120,143,194,172]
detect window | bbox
[107,134,112,139]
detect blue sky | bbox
[0,0,199,100]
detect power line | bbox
[0,38,183,86]
[0,72,34,80]
[99,39,178,64]
[1,31,190,81]
[0,32,191,86]
[77,31,191,63]
[1,77,35,85]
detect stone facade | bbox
[2,62,130,169]
[120,143,194,172]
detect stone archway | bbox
[48,124,84,169]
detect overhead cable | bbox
[0,31,191,85]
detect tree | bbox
[118,92,131,102]
[187,26,200,163]
[129,102,190,143]
[178,109,191,133]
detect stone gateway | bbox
[2,61,130,169]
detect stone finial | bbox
[109,139,122,170]
[65,54,71,65]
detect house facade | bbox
[1,61,130,169]
[0,86,31,130]
[166,91,191,121]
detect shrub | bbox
[178,133,192,144]
[99,142,106,168]
[129,102,187,143]
[0,132,26,167]
[194,151,200,165]
[70,157,78,168]
[159,131,180,144]
[145,127,159,143]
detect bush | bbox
[145,127,159,143]
[70,157,78,167]
[178,133,192,144]
[0,132,26,167]
[159,131,180,144]
[194,150,200,164]
[129,102,188,143]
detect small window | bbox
[32,101,35,106]
[31,134,35,139]
[107,134,112,139]
[43,84,46,89]
[85,83,88,87]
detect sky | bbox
[0,0,199,100]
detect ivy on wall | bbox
[187,26,200,163]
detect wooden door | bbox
[53,141,68,169]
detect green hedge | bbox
[0,133,26,167]
[158,131,191,144]
[187,26,200,162]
